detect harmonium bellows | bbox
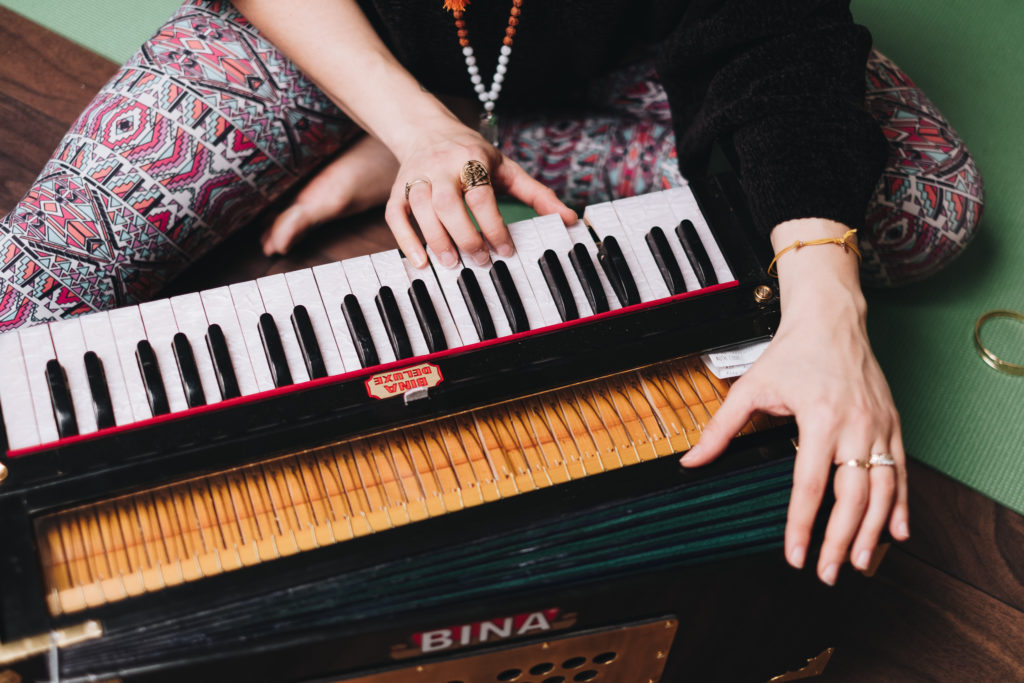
[0,176,831,683]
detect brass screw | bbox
[656,650,665,659]
[0,463,7,483]
[753,285,774,303]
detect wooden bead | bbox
[502,36,514,46]
[508,17,519,27]
[505,26,516,37]
[455,19,465,28]
[457,29,468,38]
[460,38,470,47]
[510,6,521,15]
[452,10,463,18]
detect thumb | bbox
[496,159,578,225]
[680,381,756,467]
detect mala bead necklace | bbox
[444,0,523,145]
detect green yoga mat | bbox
[3,0,1023,514]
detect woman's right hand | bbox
[385,119,577,269]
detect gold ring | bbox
[974,309,1024,376]
[460,160,491,194]
[841,459,872,470]
[404,177,431,201]
[869,453,896,467]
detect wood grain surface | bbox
[2,7,1023,681]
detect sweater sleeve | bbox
[655,0,888,235]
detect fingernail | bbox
[440,250,459,269]
[497,243,514,258]
[472,249,490,266]
[788,545,805,569]
[411,252,428,269]
[821,563,838,586]
[856,549,871,570]
[679,444,700,465]
[897,521,910,539]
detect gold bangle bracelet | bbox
[974,309,1024,376]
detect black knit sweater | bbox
[356,0,889,236]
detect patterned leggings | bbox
[0,0,984,332]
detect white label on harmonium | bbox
[364,362,444,400]
[390,608,577,658]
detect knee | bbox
[860,50,985,288]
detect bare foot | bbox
[262,134,399,256]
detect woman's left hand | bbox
[680,218,910,585]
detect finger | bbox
[850,448,896,570]
[463,184,514,257]
[406,183,458,269]
[497,160,578,225]
[680,379,754,467]
[384,190,430,269]
[263,204,319,256]
[888,424,910,541]
[816,461,870,585]
[783,423,834,570]
[432,182,490,266]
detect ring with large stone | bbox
[459,160,491,194]
[404,177,431,201]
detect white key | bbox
[663,185,734,283]
[0,332,40,449]
[342,255,396,364]
[402,257,463,350]
[48,318,98,434]
[583,202,658,302]
[639,191,701,292]
[311,262,363,372]
[609,196,672,300]
[200,286,260,396]
[426,247,479,345]
[454,247,513,338]
[19,324,60,444]
[371,250,430,357]
[532,214,595,317]
[80,311,136,425]
[284,269,345,376]
[256,274,310,384]
[505,219,562,326]
[107,307,152,420]
[170,292,222,403]
[228,281,275,392]
[138,300,188,413]
[565,220,621,311]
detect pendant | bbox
[479,112,499,146]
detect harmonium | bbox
[0,176,840,683]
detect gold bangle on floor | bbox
[974,309,1024,376]
[768,228,862,277]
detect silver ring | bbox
[404,177,431,201]
[869,453,897,467]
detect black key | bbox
[342,294,379,368]
[675,219,718,288]
[569,243,610,314]
[646,226,687,295]
[172,333,207,408]
[135,340,170,416]
[291,305,328,379]
[83,351,115,430]
[205,324,241,400]
[258,313,293,388]
[45,359,79,438]
[375,286,414,360]
[409,279,448,353]
[489,260,530,333]
[457,269,497,340]
[539,250,579,322]
[597,235,641,307]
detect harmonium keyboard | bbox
[0,176,837,683]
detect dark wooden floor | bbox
[2,7,1023,681]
